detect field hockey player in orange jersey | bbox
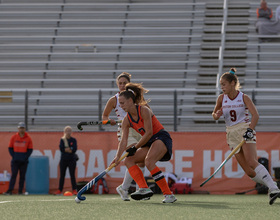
[110,83,177,203]
[102,72,145,201]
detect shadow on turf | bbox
[147,201,234,209]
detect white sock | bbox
[136,166,146,190]
[251,164,265,185]
[252,164,278,192]
[121,168,133,191]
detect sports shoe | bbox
[3,190,12,195]
[269,190,280,205]
[54,190,62,195]
[131,188,153,201]
[162,194,177,203]
[116,185,130,201]
[72,190,78,195]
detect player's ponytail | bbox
[220,68,241,90]
[119,83,149,105]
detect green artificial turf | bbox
[1,194,280,220]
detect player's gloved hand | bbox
[126,146,137,157]
[243,128,254,140]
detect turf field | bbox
[1,194,280,220]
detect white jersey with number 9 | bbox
[222,91,250,127]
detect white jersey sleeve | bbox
[222,91,250,127]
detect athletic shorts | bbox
[117,125,142,147]
[226,122,256,154]
[142,129,173,162]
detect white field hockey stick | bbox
[75,152,129,203]
[200,139,245,187]
[77,120,122,131]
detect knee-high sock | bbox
[151,166,172,195]
[251,164,278,192]
[128,165,148,189]
[136,166,145,190]
[121,168,134,190]
[122,166,146,190]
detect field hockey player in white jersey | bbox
[102,72,145,201]
[212,68,280,205]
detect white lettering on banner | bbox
[257,150,269,159]
[224,151,244,178]
[271,150,280,176]
[76,150,85,178]
[29,148,280,180]
[174,150,194,178]
[203,150,222,178]
[44,150,60,178]
[86,150,105,178]
[107,150,127,178]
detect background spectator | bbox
[256,5,280,36]
[256,0,273,20]
[4,122,33,195]
[55,126,78,195]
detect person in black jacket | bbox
[55,126,78,195]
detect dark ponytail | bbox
[119,83,149,105]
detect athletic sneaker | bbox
[131,188,153,201]
[3,190,12,195]
[269,190,280,205]
[116,185,130,201]
[162,194,177,203]
[72,190,78,195]
[54,190,62,195]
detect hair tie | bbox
[229,70,235,75]
[127,89,135,95]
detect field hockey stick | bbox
[235,185,263,195]
[75,152,129,203]
[77,120,122,131]
[200,139,245,187]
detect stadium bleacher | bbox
[0,0,279,132]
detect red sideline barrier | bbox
[0,131,280,194]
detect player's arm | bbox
[256,8,260,18]
[24,138,33,161]
[243,94,259,130]
[269,8,273,19]
[212,94,223,120]
[102,96,117,125]
[111,115,130,166]
[8,136,15,157]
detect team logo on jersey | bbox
[138,128,145,134]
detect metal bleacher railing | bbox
[1,88,280,132]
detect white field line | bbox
[0,198,73,204]
[0,196,119,204]
[0,201,15,204]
